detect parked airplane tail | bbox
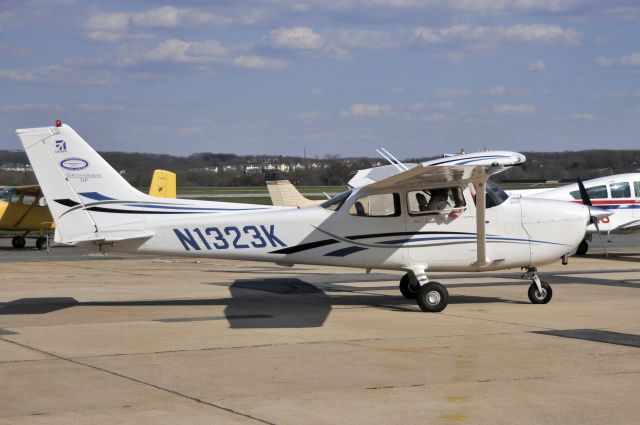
[16,123,152,243]
[266,180,322,207]
[149,169,176,198]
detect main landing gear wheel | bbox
[417,282,449,312]
[399,273,420,299]
[528,281,552,304]
[36,237,46,250]
[576,240,589,256]
[11,236,26,249]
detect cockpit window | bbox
[485,180,509,208]
[609,182,631,198]
[407,187,466,215]
[569,185,608,200]
[321,190,352,211]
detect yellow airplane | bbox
[0,169,176,249]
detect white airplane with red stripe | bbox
[509,174,640,254]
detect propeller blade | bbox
[591,216,608,258]
[577,178,592,207]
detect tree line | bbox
[1,149,639,187]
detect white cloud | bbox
[527,59,546,71]
[596,52,640,67]
[291,0,581,13]
[410,100,455,110]
[267,26,346,57]
[423,113,448,123]
[85,31,153,43]
[492,103,536,114]
[144,39,228,64]
[84,7,233,43]
[1,103,62,112]
[0,64,114,85]
[340,103,392,117]
[415,24,580,46]
[330,29,399,49]
[112,38,288,72]
[485,85,528,96]
[232,55,289,69]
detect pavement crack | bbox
[0,336,278,425]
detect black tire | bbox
[528,281,552,304]
[12,236,26,249]
[399,273,419,299]
[36,237,46,250]
[417,282,449,312]
[576,240,588,255]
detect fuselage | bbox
[106,184,589,273]
[509,173,640,234]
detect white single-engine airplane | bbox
[509,174,640,255]
[17,121,608,312]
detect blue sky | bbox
[0,0,638,157]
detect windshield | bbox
[486,179,509,208]
[321,190,352,211]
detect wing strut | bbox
[473,167,488,267]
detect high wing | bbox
[348,150,525,188]
[365,163,484,190]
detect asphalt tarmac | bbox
[0,236,639,424]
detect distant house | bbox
[0,163,32,172]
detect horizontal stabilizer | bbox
[63,230,155,244]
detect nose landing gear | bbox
[522,268,553,304]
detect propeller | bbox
[577,177,610,257]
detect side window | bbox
[570,185,608,200]
[22,194,36,205]
[348,193,400,217]
[10,192,20,204]
[609,182,631,199]
[407,187,466,215]
[635,182,640,198]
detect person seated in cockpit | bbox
[426,188,449,211]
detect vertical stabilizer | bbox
[149,169,177,198]
[266,180,321,207]
[16,123,148,242]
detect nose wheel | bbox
[523,268,553,304]
[528,281,552,304]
